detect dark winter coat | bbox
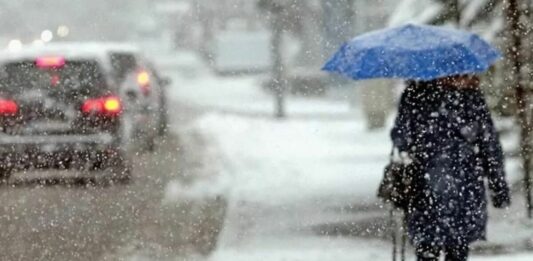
[391,82,510,247]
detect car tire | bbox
[158,98,168,136]
[0,167,12,184]
[145,135,156,152]
[101,151,132,185]
[111,156,132,184]
[158,119,168,136]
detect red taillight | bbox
[137,70,150,86]
[137,70,151,95]
[0,99,18,116]
[103,97,121,114]
[36,56,66,68]
[82,96,122,116]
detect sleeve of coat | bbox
[391,86,413,153]
[478,97,511,208]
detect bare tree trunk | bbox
[271,9,286,119]
[451,0,461,25]
[506,0,532,218]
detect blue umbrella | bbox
[322,24,501,81]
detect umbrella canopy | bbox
[322,24,501,81]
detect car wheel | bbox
[158,98,168,136]
[101,151,132,185]
[0,166,12,184]
[158,120,168,136]
[112,156,132,184]
[145,135,156,152]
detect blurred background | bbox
[2,1,533,260]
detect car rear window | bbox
[0,60,109,97]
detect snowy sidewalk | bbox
[189,111,533,260]
[164,51,533,260]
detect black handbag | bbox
[377,150,416,211]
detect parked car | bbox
[119,68,163,151]
[0,45,133,183]
[104,43,170,139]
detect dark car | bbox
[0,47,132,183]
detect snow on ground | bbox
[162,50,533,260]
[193,112,389,205]
[211,237,392,261]
[167,58,352,117]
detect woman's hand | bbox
[492,191,511,209]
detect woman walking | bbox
[391,75,511,261]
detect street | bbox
[1,1,533,260]
[0,95,226,260]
